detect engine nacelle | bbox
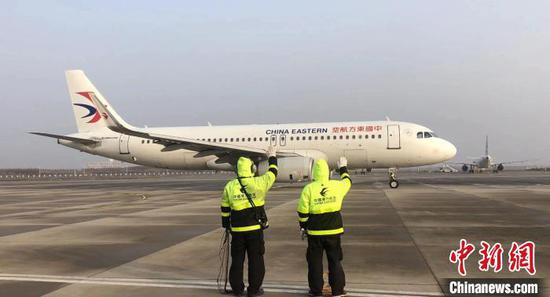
[206,159,234,171]
[497,163,504,171]
[258,156,314,182]
[462,164,469,172]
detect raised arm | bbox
[337,156,352,195]
[257,146,278,190]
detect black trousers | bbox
[229,230,265,294]
[307,235,346,296]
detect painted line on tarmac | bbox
[0,274,442,296]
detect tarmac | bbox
[0,171,548,296]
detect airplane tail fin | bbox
[66,70,114,133]
[485,135,489,156]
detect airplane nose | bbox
[445,140,457,160]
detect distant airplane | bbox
[31,70,457,188]
[454,136,526,173]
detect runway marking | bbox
[0,274,443,296]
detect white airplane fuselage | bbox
[61,121,457,171]
[35,70,458,184]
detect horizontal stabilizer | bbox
[29,132,98,145]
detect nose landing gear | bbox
[389,168,399,189]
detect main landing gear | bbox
[389,168,399,189]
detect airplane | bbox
[31,70,457,188]
[455,136,525,173]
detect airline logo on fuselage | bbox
[265,125,384,135]
[265,128,328,135]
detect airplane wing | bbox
[492,160,531,165]
[29,132,99,145]
[448,162,477,166]
[86,93,296,159]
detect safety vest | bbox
[297,159,351,236]
[221,157,278,232]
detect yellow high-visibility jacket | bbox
[297,159,351,236]
[221,156,278,232]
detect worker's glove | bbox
[300,228,307,240]
[266,145,277,158]
[337,156,348,169]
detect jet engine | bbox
[258,156,314,182]
[462,164,469,172]
[497,163,504,171]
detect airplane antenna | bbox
[208,122,213,127]
[385,116,391,121]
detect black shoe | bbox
[308,291,323,297]
[247,288,264,297]
[226,289,244,296]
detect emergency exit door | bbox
[387,124,401,149]
[119,134,130,154]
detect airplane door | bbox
[387,124,401,149]
[270,135,277,146]
[279,134,287,146]
[119,134,130,154]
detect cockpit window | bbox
[417,132,424,139]
[424,132,432,138]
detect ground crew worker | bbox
[221,148,277,297]
[297,157,351,297]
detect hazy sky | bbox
[1,1,550,168]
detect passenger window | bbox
[242,138,245,142]
[247,138,251,142]
[345,135,349,140]
[302,136,306,140]
[308,136,312,140]
[378,134,382,139]
[358,135,362,139]
[339,135,343,140]
[333,135,337,140]
[314,136,318,140]
[320,136,324,140]
[417,132,424,139]
[230,138,234,142]
[253,137,257,141]
[371,135,375,139]
[352,135,356,139]
[236,138,239,142]
[424,132,432,138]
[141,140,144,144]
